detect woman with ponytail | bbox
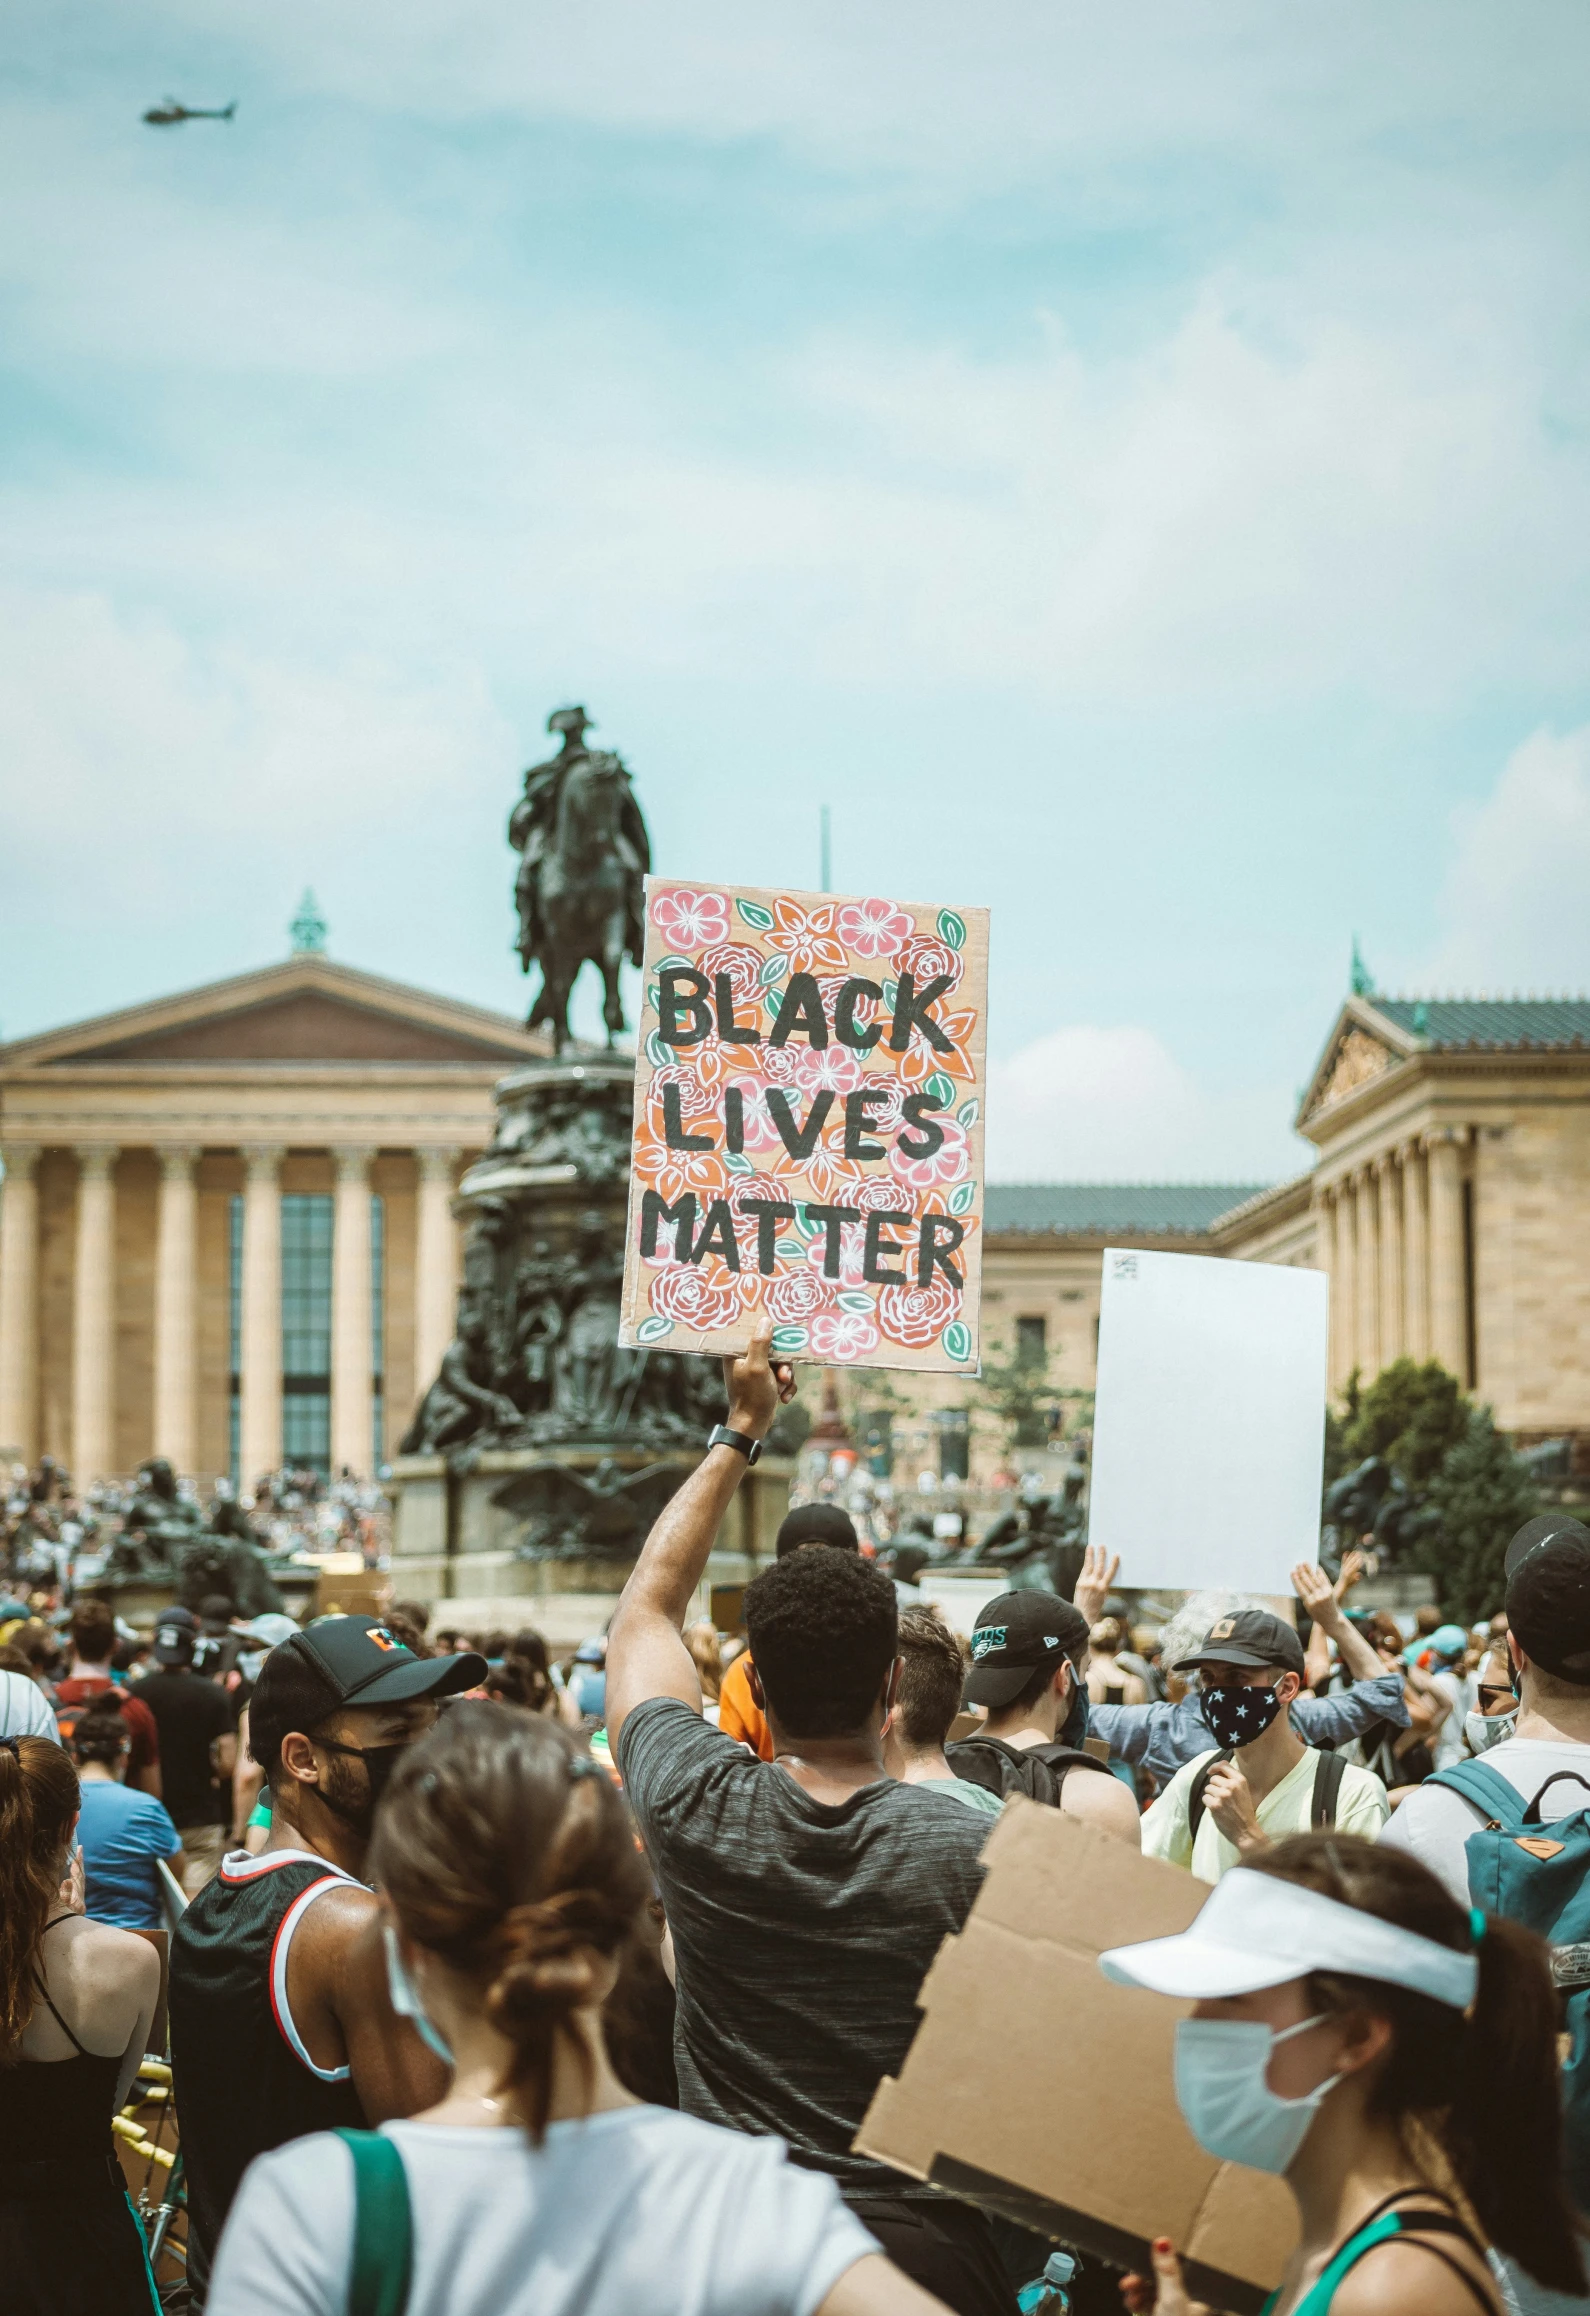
[1100,1832,1584,2315]
[0,1730,163,2315]
[208,1702,951,2316]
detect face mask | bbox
[317,1738,409,1835]
[1200,1683,1284,1750]
[1465,1705,1518,1756]
[1059,1666,1090,1750]
[382,1923,455,2066]
[1174,2014,1341,2174]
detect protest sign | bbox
[1087,1247,1329,1595]
[857,1803,1294,2314]
[618,878,989,1374]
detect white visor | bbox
[1099,1866,1479,2014]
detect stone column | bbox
[413,1148,461,1396]
[153,1148,200,1475]
[1401,1142,1429,1363]
[1355,1168,1381,1378]
[0,1146,42,1459]
[1427,1128,1468,1381]
[239,1147,284,1484]
[1315,1185,1340,1386]
[1334,1180,1358,1384]
[332,1148,375,1478]
[71,1146,119,1483]
[1377,1153,1404,1365]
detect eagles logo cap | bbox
[963,1590,1089,1709]
[1172,1606,1305,1678]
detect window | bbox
[281,1194,334,1476]
[1015,1315,1047,1364]
[936,1407,970,1481]
[371,1193,386,1472]
[228,1194,244,1486]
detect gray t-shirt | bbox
[616,1696,990,2195]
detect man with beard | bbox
[169,1615,485,2303]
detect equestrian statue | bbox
[511,705,650,1051]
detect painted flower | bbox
[646,1062,718,1123]
[877,1274,961,1349]
[894,1003,979,1090]
[696,941,766,1015]
[850,1171,915,1215]
[891,931,962,993]
[650,885,730,950]
[649,1264,742,1332]
[837,896,914,959]
[809,1309,881,1363]
[889,1116,970,1191]
[788,1042,865,1098]
[631,1138,729,1206]
[804,1217,870,1291]
[766,1267,835,1325]
[768,895,849,976]
[723,1073,785,1152]
[801,1147,870,1206]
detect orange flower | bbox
[768,895,849,976]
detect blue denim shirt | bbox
[1089,1672,1410,1792]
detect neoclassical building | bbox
[2,959,1586,1488]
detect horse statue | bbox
[510,708,650,1052]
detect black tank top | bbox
[0,1925,124,2177]
[169,1850,367,2272]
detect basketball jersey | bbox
[169,1848,367,2283]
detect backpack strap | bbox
[336,2129,412,2316]
[1188,1751,1234,1840]
[1427,1757,1530,1829]
[1311,1747,1347,1830]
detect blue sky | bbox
[2,3,1589,1179]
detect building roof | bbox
[1370,997,1590,1050]
[985,1183,1270,1236]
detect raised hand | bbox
[722,1313,797,1440]
[1074,1541,1121,1628]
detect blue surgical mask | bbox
[1465,1705,1518,1756]
[382,1923,455,2066]
[1174,2014,1341,2174]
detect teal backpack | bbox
[1427,1757,1590,2211]
[335,2130,413,2316]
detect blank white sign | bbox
[1087,1248,1329,1596]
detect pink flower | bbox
[838,897,914,959]
[889,1116,970,1191]
[877,1274,961,1349]
[851,1172,915,1215]
[649,1265,742,1332]
[696,941,766,1013]
[650,886,730,950]
[766,1268,834,1325]
[892,932,962,993]
[805,1220,870,1291]
[809,1309,881,1363]
[723,1075,785,1152]
[789,1043,865,1098]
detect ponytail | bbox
[369,1702,649,2139]
[0,1736,80,2060]
[1256,1834,1586,2295]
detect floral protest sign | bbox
[618,879,989,1374]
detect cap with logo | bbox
[1171,1607,1305,1678]
[1506,1513,1590,1683]
[248,1614,487,1764]
[963,1591,1089,1710]
[153,1605,199,1665]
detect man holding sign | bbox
[619,878,989,1378]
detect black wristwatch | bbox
[707,1423,763,1467]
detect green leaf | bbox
[882,979,898,1010]
[758,950,788,987]
[737,898,776,931]
[775,1239,804,1261]
[726,1152,756,1174]
[645,1031,675,1069]
[837,1290,875,1316]
[925,1072,956,1107]
[771,1324,809,1353]
[937,909,966,952]
[942,1320,972,1362]
[792,1204,821,1240]
[956,1097,980,1127]
[656,953,694,974]
[948,1179,976,1216]
[635,1315,674,1344]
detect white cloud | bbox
[1423,726,1590,993]
[985,1023,1296,1180]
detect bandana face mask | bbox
[1200,1682,1284,1750]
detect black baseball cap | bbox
[964,1590,1089,1709]
[1506,1514,1590,1682]
[153,1605,198,1665]
[250,1614,486,1767]
[776,1504,859,1558]
[1173,1608,1305,1678]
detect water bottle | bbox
[1016,2249,1077,2314]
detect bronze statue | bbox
[400,1308,523,1456]
[509,706,649,1050]
[488,1457,685,1559]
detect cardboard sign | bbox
[856,1803,1295,2315]
[1087,1247,1329,1596]
[619,878,989,1373]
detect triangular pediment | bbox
[1296,998,1418,1131]
[1,957,547,1072]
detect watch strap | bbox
[708,1423,762,1467]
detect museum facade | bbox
[2,955,1587,1488]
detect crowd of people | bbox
[5,1320,1590,2316]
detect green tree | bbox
[1418,1406,1540,1625]
[1341,1358,1470,1485]
[976,1337,1060,1451]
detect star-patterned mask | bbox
[1199,1682,1284,1750]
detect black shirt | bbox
[134,1668,234,1827]
[616,1695,989,2196]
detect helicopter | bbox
[142,97,237,128]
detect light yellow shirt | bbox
[1142,1743,1389,1884]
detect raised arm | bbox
[606,1316,795,1751]
[1291,1561,1385,1686]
